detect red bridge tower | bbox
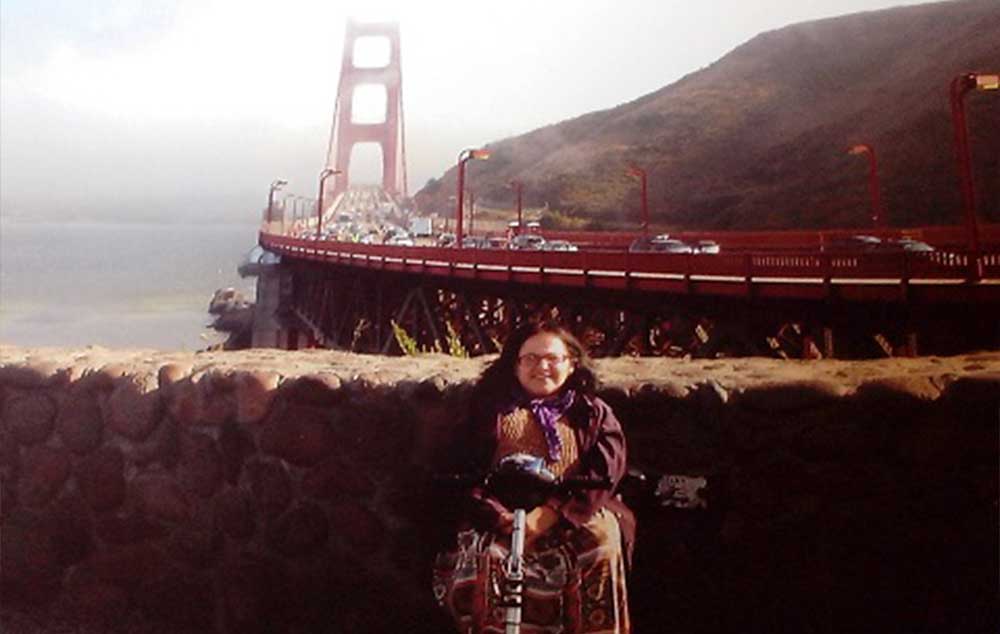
[325,19,408,200]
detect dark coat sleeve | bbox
[549,396,627,529]
[460,396,512,531]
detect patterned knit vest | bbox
[493,407,580,478]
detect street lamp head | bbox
[266,179,289,226]
[846,144,871,156]
[956,72,999,93]
[626,164,645,178]
[460,147,491,162]
[975,73,999,90]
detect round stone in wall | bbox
[76,446,126,513]
[18,446,71,508]
[106,377,160,442]
[270,503,330,558]
[3,393,57,446]
[57,391,104,454]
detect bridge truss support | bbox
[274,261,998,359]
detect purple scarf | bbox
[503,388,576,462]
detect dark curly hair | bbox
[471,320,598,428]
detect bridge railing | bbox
[685,253,750,278]
[750,254,824,279]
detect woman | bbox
[433,320,633,634]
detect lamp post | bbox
[508,180,524,234]
[468,190,476,236]
[950,72,998,260]
[626,164,649,236]
[447,196,456,231]
[846,144,884,229]
[267,179,288,224]
[316,168,342,239]
[455,148,491,247]
[296,196,311,227]
[280,194,293,230]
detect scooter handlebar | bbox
[556,475,612,491]
[434,472,612,491]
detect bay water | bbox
[0,220,260,351]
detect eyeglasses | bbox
[517,353,572,367]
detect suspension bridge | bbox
[248,19,999,360]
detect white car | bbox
[542,240,578,252]
[694,240,720,254]
[386,235,415,246]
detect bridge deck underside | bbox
[283,259,998,359]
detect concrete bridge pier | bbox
[250,264,286,348]
[240,254,309,350]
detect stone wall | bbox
[1,348,997,633]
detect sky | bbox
[0,0,940,223]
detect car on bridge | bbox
[437,232,456,247]
[821,235,882,253]
[629,235,694,253]
[541,240,579,252]
[694,240,720,254]
[883,237,935,252]
[461,236,492,249]
[385,234,415,247]
[510,234,546,250]
[820,235,935,254]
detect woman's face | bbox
[515,332,575,398]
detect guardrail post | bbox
[743,253,753,298]
[822,327,835,359]
[683,254,693,294]
[821,254,833,299]
[968,253,984,283]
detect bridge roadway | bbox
[260,228,1000,304]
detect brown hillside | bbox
[416,0,1000,231]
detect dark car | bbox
[821,235,882,253]
[883,237,935,253]
[629,235,693,253]
[461,236,491,249]
[509,234,546,250]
